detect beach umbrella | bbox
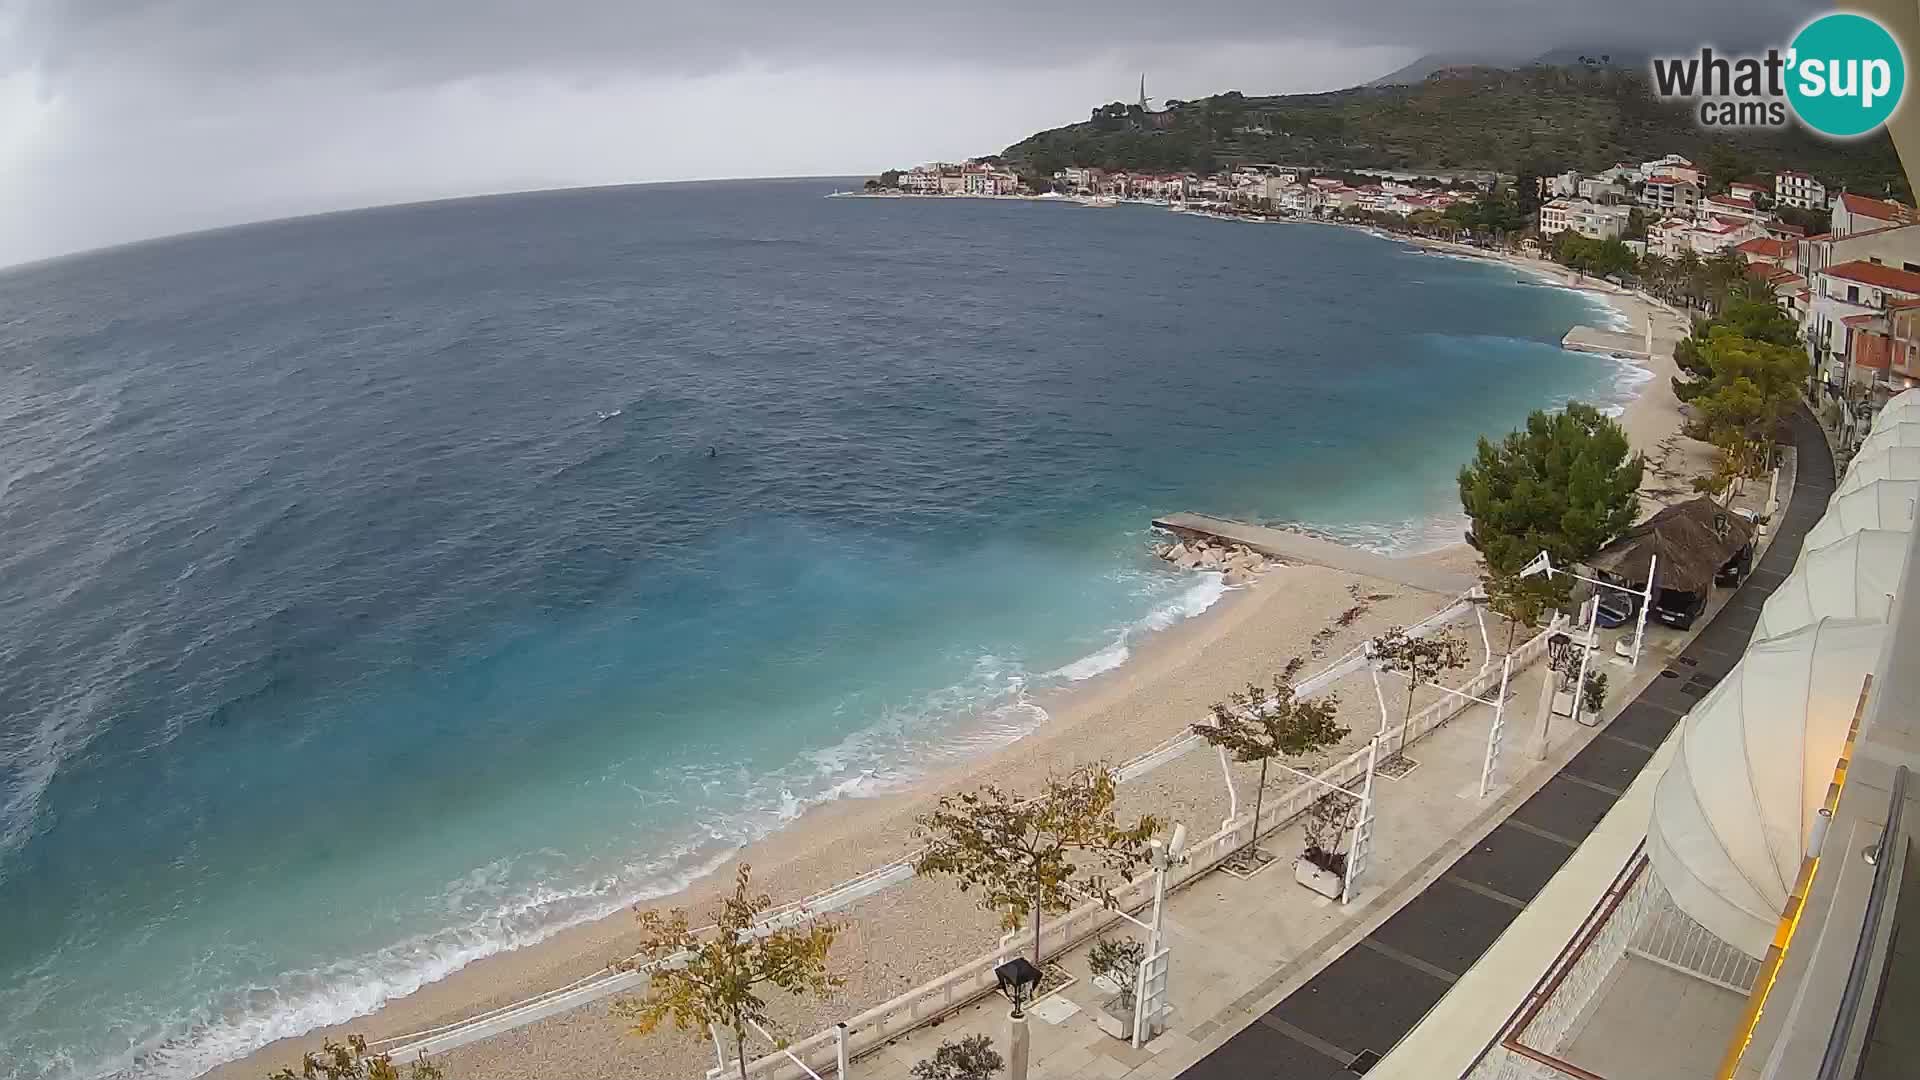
[1803,479,1919,549]
[1755,530,1907,639]
[1648,618,1886,958]
[1838,445,1920,496]
[1855,420,1920,461]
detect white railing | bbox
[1627,886,1761,994]
[1468,852,1659,1080]
[739,624,1561,1080]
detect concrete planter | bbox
[1094,997,1134,1040]
[1294,857,1344,899]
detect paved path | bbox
[1175,405,1836,1079]
[1151,513,1475,595]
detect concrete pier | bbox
[1561,324,1651,357]
[1150,512,1474,595]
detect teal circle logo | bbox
[1788,13,1906,137]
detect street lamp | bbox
[994,957,1042,1019]
[995,956,1043,1080]
[1518,550,1656,670]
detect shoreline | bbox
[209,236,1697,1080]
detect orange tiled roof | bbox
[1823,259,1920,293]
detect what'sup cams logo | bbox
[1651,12,1906,137]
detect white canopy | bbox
[1839,445,1920,496]
[1875,388,1920,427]
[1804,479,1920,549]
[1855,420,1920,461]
[1648,618,1886,958]
[1755,531,1907,638]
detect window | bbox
[1850,285,1861,302]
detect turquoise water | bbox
[0,180,1635,1078]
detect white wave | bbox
[1142,572,1231,628]
[1046,640,1131,682]
[111,842,743,1080]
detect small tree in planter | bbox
[1191,658,1347,869]
[1370,626,1471,756]
[912,1034,1003,1080]
[915,763,1160,973]
[1295,790,1359,899]
[1580,669,1609,722]
[611,865,841,1080]
[1087,936,1149,1039]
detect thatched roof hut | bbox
[1588,497,1756,594]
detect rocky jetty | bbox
[1153,536,1274,586]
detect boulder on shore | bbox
[1224,567,1252,587]
[1200,548,1223,569]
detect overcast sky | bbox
[0,0,1821,266]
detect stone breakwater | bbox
[1153,537,1274,586]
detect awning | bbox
[1874,388,1920,427]
[1855,419,1920,461]
[1755,530,1907,638]
[1803,479,1919,549]
[1587,496,1755,594]
[1838,445,1920,497]
[1649,618,1886,958]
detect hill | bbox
[1364,51,1529,87]
[1000,66,1907,198]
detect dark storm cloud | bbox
[0,0,1828,266]
[15,0,1822,90]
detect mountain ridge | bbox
[997,66,1905,196]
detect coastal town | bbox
[868,152,1920,449]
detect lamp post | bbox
[1532,626,1572,760]
[995,957,1042,1080]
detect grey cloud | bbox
[18,0,1823,92]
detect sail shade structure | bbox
[1804,479,1919,549]
[1755,531,1908,638]
[1649,618,1886,958]
[1874,388,1920,427]
[1855,420,1920,461]
[1838,445,1920,496]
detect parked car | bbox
[1716,541,1755,587]
[1652,588,1706,629]
[1594,595,1636,629]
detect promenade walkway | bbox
[1172,404,1833,1079]
[863,408,1831,1080]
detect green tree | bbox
[1191,660,1347,860]
[912,1035,1004,1080]
[1457,403,1645,585]
[267,1036,446,1080]
[1679,328,1805,493]
[1482,569,1558,654]
[915,763,1159,968]
[612,865,841,1080]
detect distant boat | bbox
[1084,196,1119,208]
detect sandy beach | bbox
[219,244,1701,1080]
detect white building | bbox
[1640,174,1701,216]
[1539,197,1631,240]
[1701,192,1764,222]
[1776,170,1828,210]
[1832,192,1916,238]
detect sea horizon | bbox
[0,178,1640,1080]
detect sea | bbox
[0,179,1643,1079]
